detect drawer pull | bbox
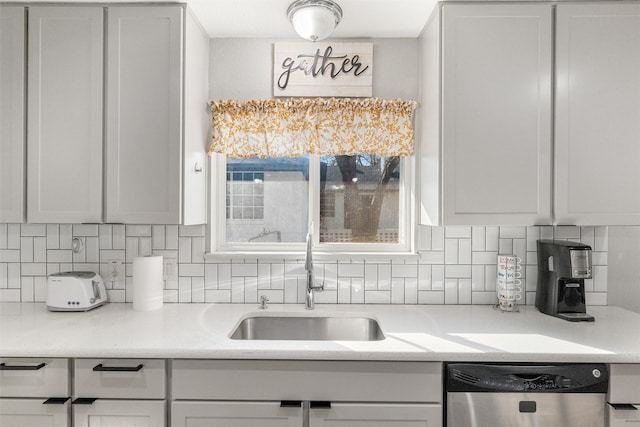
[310,401,332,409]
[73,398,97,405]
[280,400,302,408]
[0,362,46,371]
[93,363,143,372]
[44,397,70,405]
[609,403,638,411]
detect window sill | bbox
[203,251,420,262]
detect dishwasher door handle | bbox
[519,401,537,413]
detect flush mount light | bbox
[287,0,343,42]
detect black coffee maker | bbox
[536,240,594,322]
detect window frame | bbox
[207,153,416,256]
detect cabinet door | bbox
[608,405,640,427]
[172,401,302,427]
[0,398,69,427]
[309,403,442,427]
[73,399,164,427]
[27,6,103,223]
[441,4,552,225]
[555,3,640,225]
[0,6,25,223]
[106,6,182,224]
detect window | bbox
[207,98,417,254]
[211,154,414,253]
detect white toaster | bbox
[46,272,108,312]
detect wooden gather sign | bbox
[273,42,373,97]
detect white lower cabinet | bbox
[73,358,166,427]
[608,364,640,427]
[73,399,165,427]
[310,402,442,426]
[171,360,443,427]
[0,398,70,427]
[172,401,302,427]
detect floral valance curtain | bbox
[208,98,417,158]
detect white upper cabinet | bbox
[27,6,103,224]
[555,3,640,225]
[0,6,25,223]
[421,4,553,226]
[105,6,183,224]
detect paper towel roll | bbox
[133,255,164,311]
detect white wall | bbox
[607,226,640,313]
[209,38,419,100]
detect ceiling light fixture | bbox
[287,0,343,42]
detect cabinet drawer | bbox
[73,399,165,427]
[0,358,69,398]
[0,398,70,427]
[172,360,442,403]
[608,404,640,427]
[74,358,165,399]
[609,364,640,403]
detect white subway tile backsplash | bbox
[444,279,458,304]
[417,225,432,251]
[0,225,7,249]
[594,227,608,251]
[418,264,431,290]
[404,277,418,304]
[366,290,391,304]
[206,289,231,303]
[419,290,444,304]
[391,278,405,304]
[472,251,497,265]
[500,226,526,239]
[445,238,458,264]
[232,263,258,277]
[458,239,472,264]
[126,225,151,237]
[0,223,611,306]
[21,263,46,276]
[0,250,20,263]
[458,279,472,304]
[554,226,581,239]
[337,263,364,278]
[445,265,471,279]
[178,238,191,263]
[351,278,365,304]
[432,265,445,291]
[2,268,19,291]
[431,226,445,251]
[0,263,7,288]
[112,225,125,250]
[21,224,46,237]
[471,265,485,291]
[20,238,33,263]
[446,226,471,238]
[7,225,20,249]
[99,224,112,250]
[73,224,98,237]
[471,227,486,251]
[46,225,59,249]
[485,227,499,251]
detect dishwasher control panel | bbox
[446,363,608,393]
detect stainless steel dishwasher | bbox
[446,363,609,427]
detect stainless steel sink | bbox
[229,315,385,341]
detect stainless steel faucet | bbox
[305,229,323,309]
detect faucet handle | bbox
[259,295,269,309]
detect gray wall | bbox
[209,38,419,100]
[608,226,640,313]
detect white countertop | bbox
[1,303,639,362]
